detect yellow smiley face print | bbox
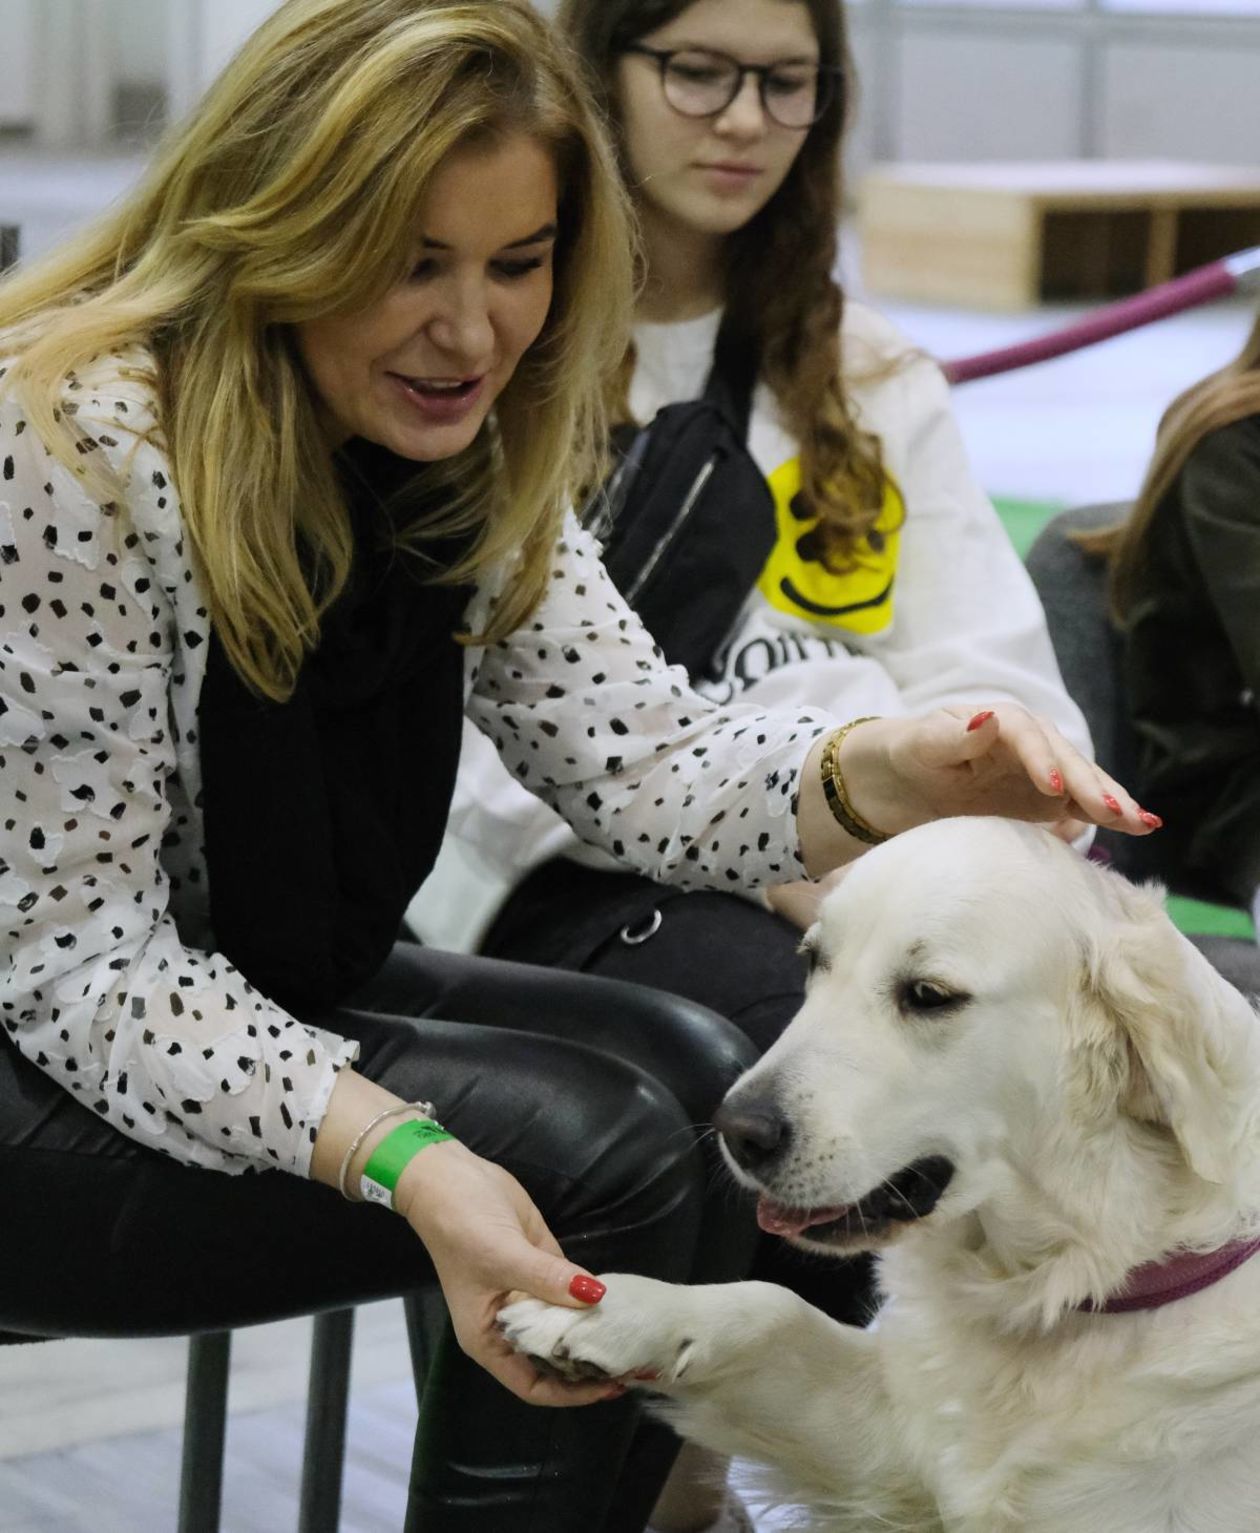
[756,457,905,634]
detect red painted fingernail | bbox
[1139,810,1163,829]
[966,710,995,732]
[631,1369,660,1382]
[1048,769,1064,794]
[1103,794,1121,813]
[569,1275,606,1305]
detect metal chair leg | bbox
[179,1330,232,1533]
[297,1307,356,1533]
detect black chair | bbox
[0,1291,444,1533]
[1026,503,1260,997]
[0,225,19,272]
[1025,503,1139,871]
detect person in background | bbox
[448,4,1102,1524]
[1084,312,1260,942]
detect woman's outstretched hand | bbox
[311,1072,615,1407]
[799,706,1159,877]
[395,1138,620,1407]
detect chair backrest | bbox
[0,226,19,273]
[1025,502,1142,873]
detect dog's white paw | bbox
[498,1273,705,1389]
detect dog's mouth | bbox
[755,1155,956,1248]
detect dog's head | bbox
[718,820,1260,1295]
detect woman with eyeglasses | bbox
[449,1,1098,1526]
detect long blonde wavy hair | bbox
[0,0,635,699]
[557,0,890,566]
[1081,311,1260,620]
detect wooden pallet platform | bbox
[858,160,1260,310]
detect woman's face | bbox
[615,0,819,245]
[296,132,559,459]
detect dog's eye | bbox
[901,979,964,1013]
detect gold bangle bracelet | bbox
[819,717,890,846]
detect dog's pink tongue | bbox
[756,1195,850,1237]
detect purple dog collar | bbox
[1081,1236,1260,1315]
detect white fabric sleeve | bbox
[465,515,833,889]
[0,387,357,1176]
[719,347,1092,763]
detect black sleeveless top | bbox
[198,440,473,1012]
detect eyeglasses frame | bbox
[620,42,845,130]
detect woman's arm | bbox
[310,1068,617,1406]
[0,384,355,1176]
[2,386,620,1405]
[466,514,829,887]
[795,706,1143,877]
[467,517,1152,891]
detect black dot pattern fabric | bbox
[0,350,833,1175]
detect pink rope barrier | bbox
[943,246,1260,386]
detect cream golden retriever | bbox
[500,819,1260,1533]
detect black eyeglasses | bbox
[621,44,843,130]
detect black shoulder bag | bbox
[581,324,776,680]
[480,328,781,972]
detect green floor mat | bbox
[992,495,1064,559]
[1166,893,1257,941]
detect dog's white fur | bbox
[501,819,1260,1532]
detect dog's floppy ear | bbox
[1076,876,1260,1184]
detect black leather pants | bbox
[0,944,762,1532]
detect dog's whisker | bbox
[877,1175,919,1216]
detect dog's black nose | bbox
[714,1098,791,1172]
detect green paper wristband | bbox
[360,1117,454,1209]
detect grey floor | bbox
[1,147,1256,1530]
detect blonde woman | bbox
[0,0,1151,1527]
[1086,313,1260,940]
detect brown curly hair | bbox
[557,0,890,567]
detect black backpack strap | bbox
[702,318,760,442]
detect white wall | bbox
[895,33,1083,162]
[0,0,35,126]
[109,0,168,86]
[198,0,282,85]
[9,0,1260,164]
[1101,41,1260,163]
[166,0,281,121]
[849,5,1260,169]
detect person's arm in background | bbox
[847,311,1092,760]
[701,309,1091,759]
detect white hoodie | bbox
[434,302,1091,940]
